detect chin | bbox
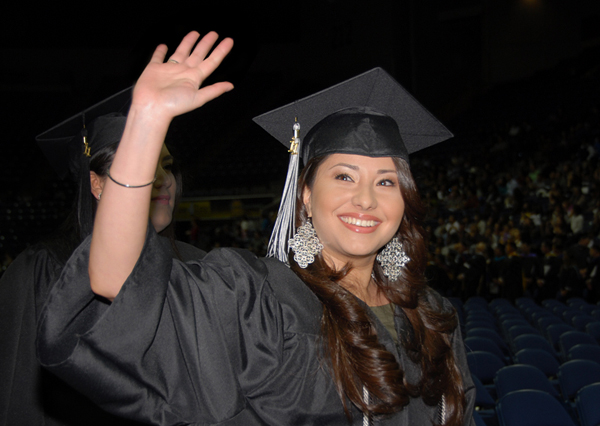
[325,244,381,264]
[151,215,173,233]
[342,238,389,257]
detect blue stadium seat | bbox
[566,297,586,307]
[575,383,600,426]
[562,309,585,325]
[490,298,514,311]
[537,315,564,334]
[472,374,496,410]
[465,320,497,333]
[472,410,488,426]
[494,364,560,400]
[507,325,539,341]
[501,319,531,339]
[541,299,564,310]
[467,350,506,388]
[530,309,556,326]
[514,348,560,380]
[472,374,496,423]
[512,334,558,359]
[496,390,576,426]
[567,343,600,364]
[465,296,489,309]
[546,323,575,352]
[559,331,598,361]
[467,327,511,357]
[558,359,600,401]
[585,321,600,344]
[515,297,537,311]
[498,312,527,323]
[466,312,496,324]
[571,314,593,331]
[465,336,508,363]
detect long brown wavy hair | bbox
[289,155,465,425]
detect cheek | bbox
[309,189,337,220]
[386,197,405,228]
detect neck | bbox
[343,259,390,306]
[321,252,390,306]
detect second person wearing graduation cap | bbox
[0,90,205,426]
[38,32,475,425]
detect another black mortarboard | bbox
[36,87,132,181]
[252,67,453,264]
[35,87,132,240]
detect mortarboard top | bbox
[252,67,453,165]
[36,86,132,180]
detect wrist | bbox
[127,102,173,133]
[107,104,171,183]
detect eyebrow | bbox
[162,155,174,163]
[329,163,396,174]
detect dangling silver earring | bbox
[288,218,323,268]
[97,191,102,200]
[376,237,410,281]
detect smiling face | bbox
[302,154,405,269]
[149,144,176,232]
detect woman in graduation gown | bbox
[37,32,475,425]
[0,92,205,426]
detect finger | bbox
[149,44,169,64]
[194,37,234,78]
[168,31,201,63]
[187,31,221,66]
[192,81,234,109]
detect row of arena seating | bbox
[450,296,600,426]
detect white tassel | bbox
[267,121,301,265]
[362,386,372,426]
[438,393,446,425]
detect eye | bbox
[335,173,353,182]
[163,163,174,172]
[377,178,396,187]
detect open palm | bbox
[132,31,234,120]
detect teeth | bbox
[340,217,377,227]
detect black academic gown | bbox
[37,227,475,425]
[0,237,204,426]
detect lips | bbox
[338,214,381,233]
[339,216,378,227]
[152,195,171,205]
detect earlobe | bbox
[302,187,312,217]
[89,171,105,201]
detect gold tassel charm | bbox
[289,119,300,155]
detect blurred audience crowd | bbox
[417,113,600,304]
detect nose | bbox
[154,164,173,188]
[351,182,377,210]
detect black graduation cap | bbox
[252,67,453,165]
[252,67,453,264]
[35,87,132,240]
[36,86,132,181]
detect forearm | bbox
[89,106,171,300]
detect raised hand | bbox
[132,31,234,121]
